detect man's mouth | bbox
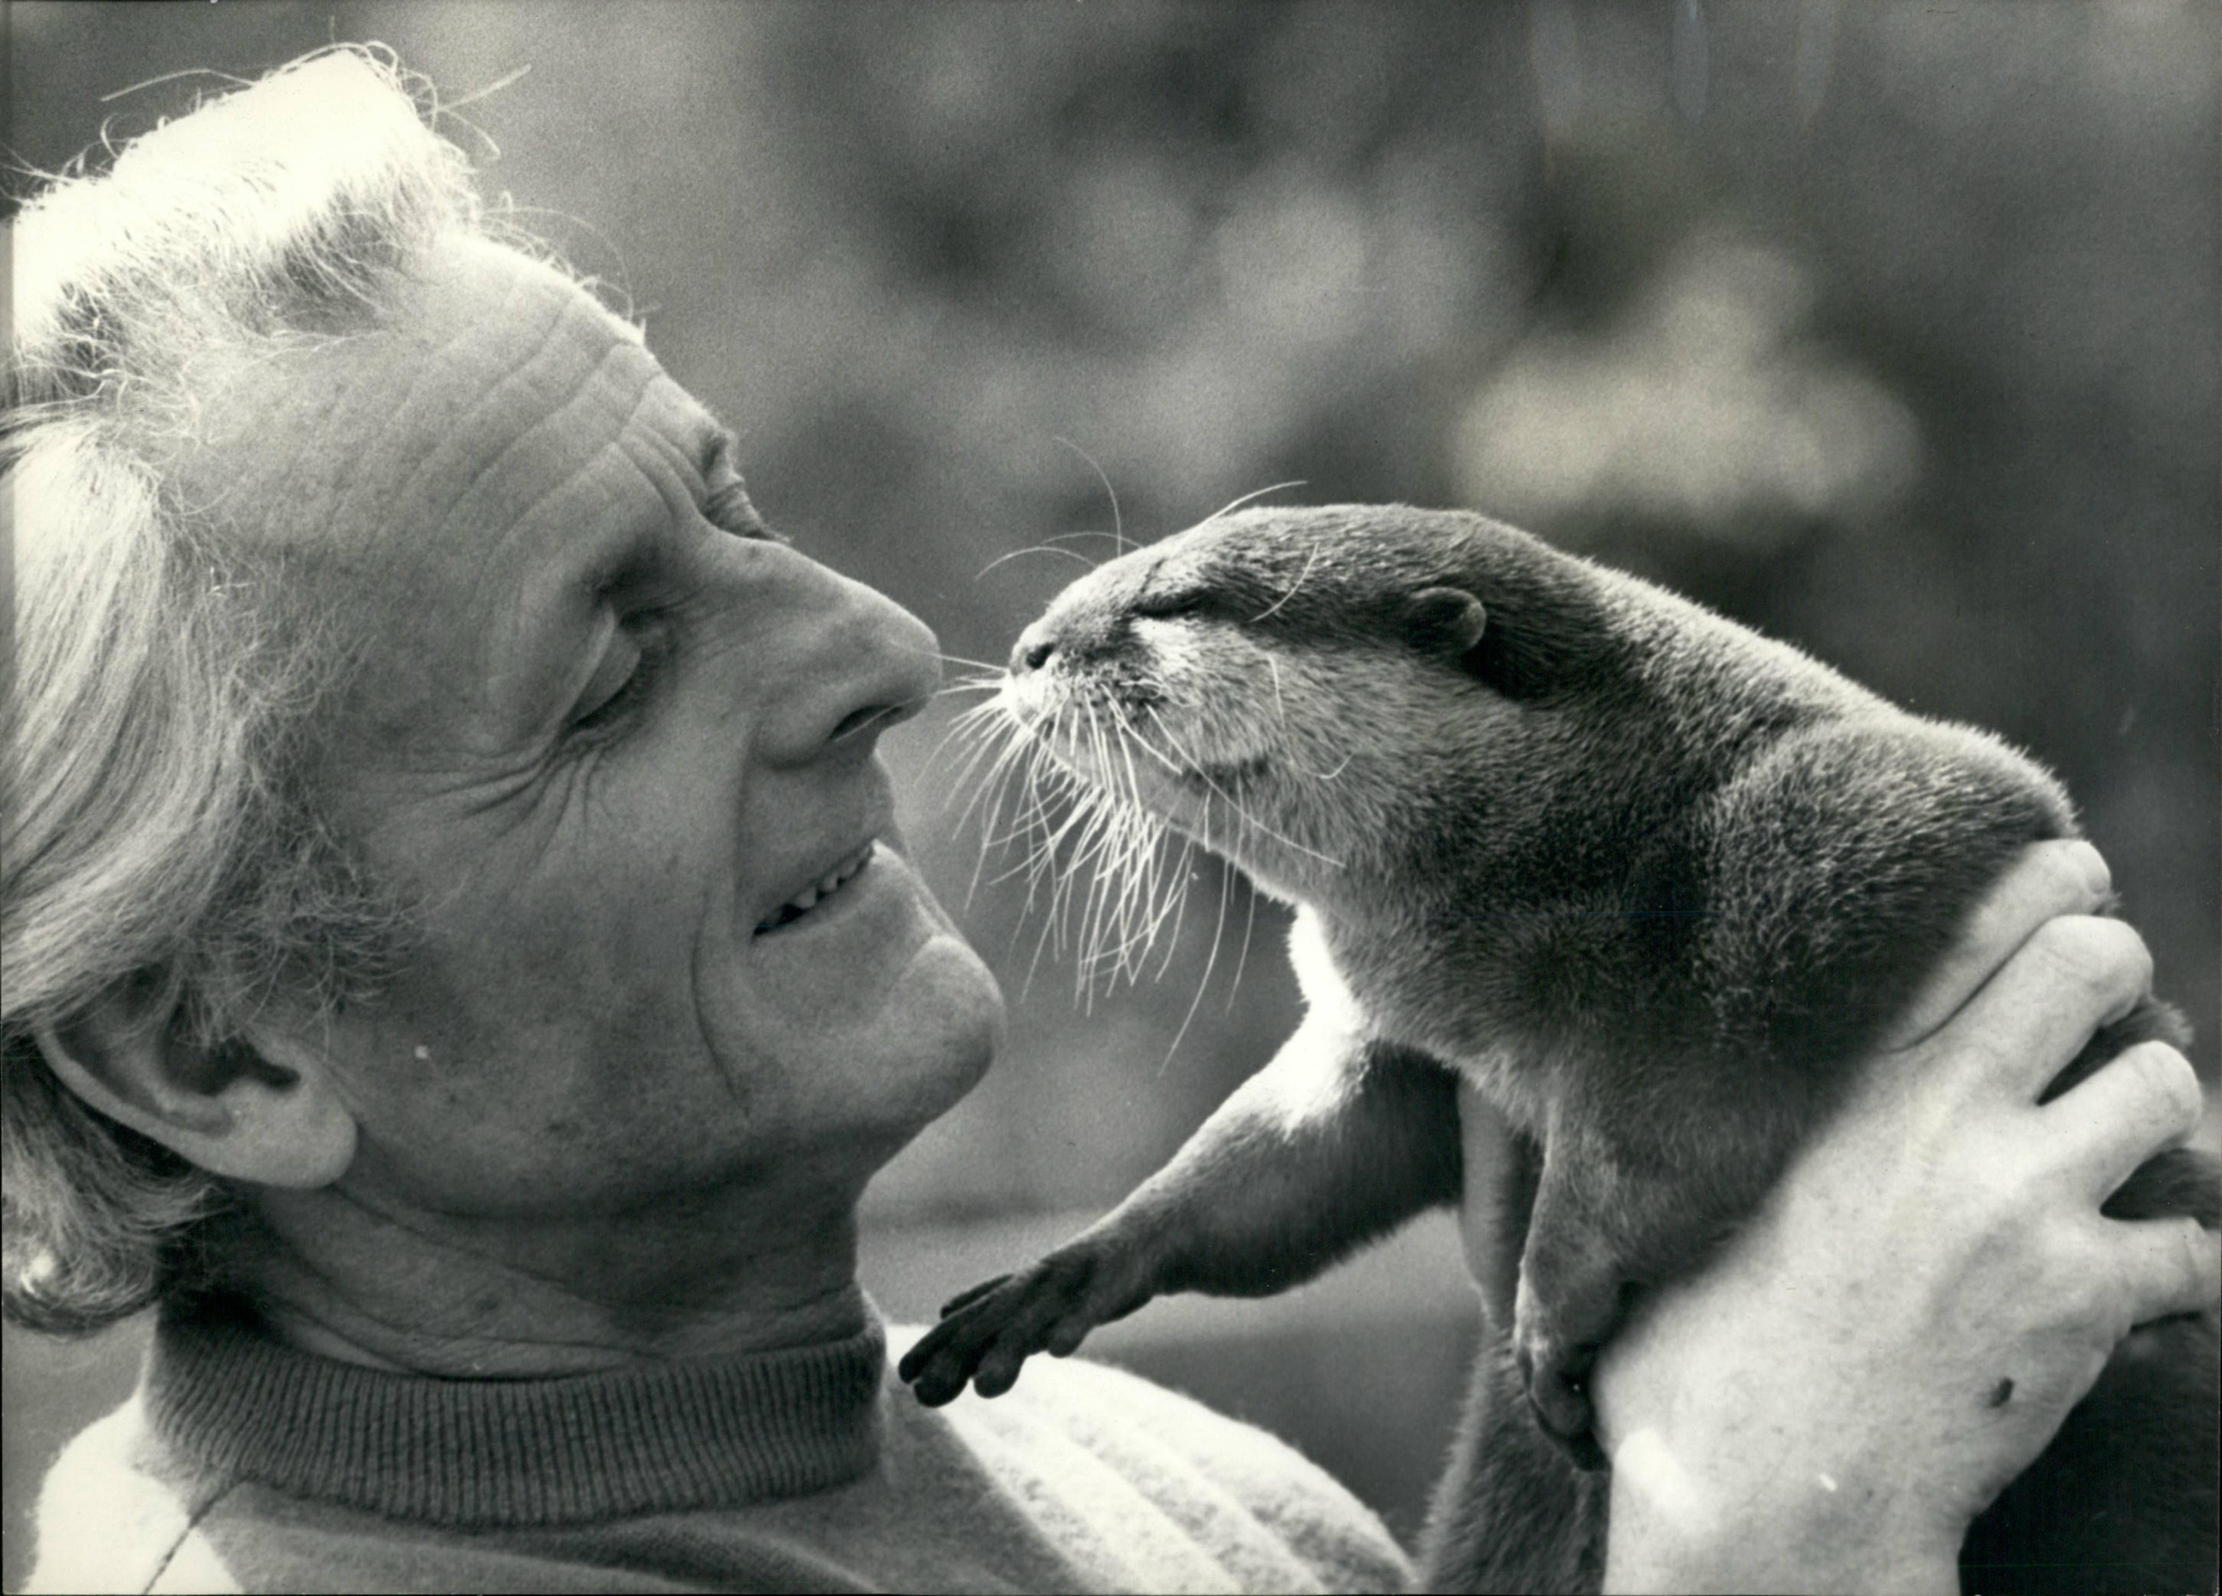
[755,841,877,934]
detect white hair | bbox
[3,47,488,1331]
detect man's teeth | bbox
[757,842,875,932]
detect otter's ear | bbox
[1404,586,1488,660]
[35,976,357,1189]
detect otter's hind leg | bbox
[901,1023,1461,1403]
[1510,1078,1808,1467]
[1423,1335,1607,1595]
[1958,1307,2219,1595]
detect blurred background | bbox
[8,0,2217,1581]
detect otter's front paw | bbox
[1513,1281,1613,1472]
[898,1242,1155,1406]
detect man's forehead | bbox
[179,239,733,749]
[189,239,721,576]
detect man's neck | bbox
[223,1172,874,1376]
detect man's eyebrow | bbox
[694,423,743,482]
[691,421,789,544]
[571,422,763,597]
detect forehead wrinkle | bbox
[362,357,667,720]
[330,280,670,749]
[176,254,584,566]
[316,264,583,555]
[615,383,736,526]
[316,309,472,541]
[337,277,635,577]
[450,440,637,713]
[429,394,678,735]
[427,336,662,585]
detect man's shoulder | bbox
[28,1397,356,1596]
[886,1327,1412,1594]
[27,1398,690,1596]
[27,1395,234,1594]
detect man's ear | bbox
[35,975,358,1189]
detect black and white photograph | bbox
[6,4,2218,1592]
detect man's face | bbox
[197,238,1003,1225]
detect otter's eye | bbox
[1405,586,1488,658]
[1132,589,1209,621]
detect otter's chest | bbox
[1287,908,1557,1128]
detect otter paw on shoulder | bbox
[1513,1320,1609,1472]
[898,1243,1156,1405]
[1511,1265,1627,1472]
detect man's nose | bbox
[768,571,943,760]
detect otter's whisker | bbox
[1248,542,1322,625]
[1159,847,1235,1070]
[977,543,1095,581]
[1077,702,1131,991]
[1107,706,1159,979]
[1052,436,1131,557]
[1022,758,1091,909]
[1016,745,1084,999]
[993,752,1060,857]
[920,694,1014,790]
[1066,800,1121,979]
[1057,791,1128,1000]
[1151,831,1200,983]
[1150,717,1343,871]
[938,705,1002,804]
[1098,708,1151,985]
[1110,808,1173,985]
[1095,697,1187,980]
[1199,479,1307,528]
[1065,707,1103,981]
[918,713,982,790]
[1041,530,1124,554]
[1226,869,1260,1014]
[964,724,1039,844]
[969,710,1065,907]
[941,714,1017,804]
[956,712,1039,855]
[1039,713,1111,957]
[967,773,1033,907]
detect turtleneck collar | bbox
[143,1296,888,1527]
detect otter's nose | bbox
[1011,591,1133,676]
[1010,619,1059,676]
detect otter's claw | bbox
[898,1244,1151,1406]
[1512,1265,1618,1472]
[1515,1329,1608,1472]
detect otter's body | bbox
[900,506,2218,1593]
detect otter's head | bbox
[990,504,1623,917]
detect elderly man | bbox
[6,50,2214,1596]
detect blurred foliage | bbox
[13,2,2218,1235]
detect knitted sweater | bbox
[27,1301,1410,1594]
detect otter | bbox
[898,504,2219,1593]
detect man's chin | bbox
[851,932,1005,1143]
[909,935,1005,1106]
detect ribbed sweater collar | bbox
[143,1298,888,1527]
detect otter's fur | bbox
[900,505,2219,1594]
